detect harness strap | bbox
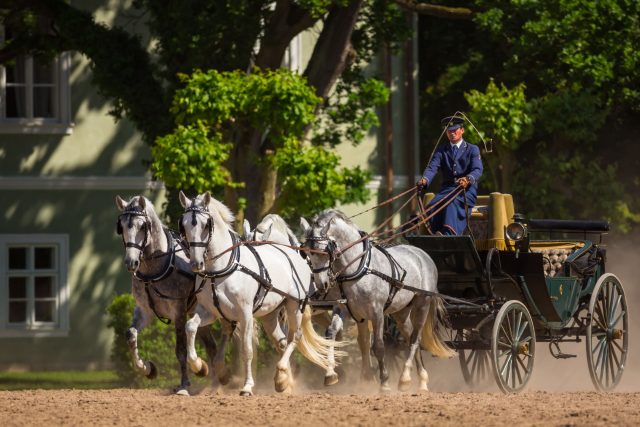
[337,280,364,323]
[244,244,272,314]
[134,228,177,283]
[268,244,309,312]
[374,245,408,312]
[200,231,241,278]
[144,283,171,325]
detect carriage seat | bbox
[530,241,589,277]
[421,192,515,250]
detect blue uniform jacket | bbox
[422,140,483,189]
[422,140,484,235]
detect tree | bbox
[0,0,471,224]
[419,0,640,231]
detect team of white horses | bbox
[115,192,454,396]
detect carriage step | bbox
[550,341,577,359]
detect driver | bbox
[416,116,483,235]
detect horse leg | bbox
[197,324,233,389]
[238,313,256,396]
[371,312,390,392]
[274,303,301,394]
[392,305,417,392]
[356,320,374,383]
[174,315,191,396]
[126,306,156,379]
[323,306,345,386]
[185,307,215,377]
[212,320,234,386]
[407,297,431,392]
[262,309,288,356]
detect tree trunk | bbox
[303,0,364,99]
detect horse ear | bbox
[262,224,272,241]
[202,191,211,207]
[300,217,310,234]
[242,219,251,240]
[115,195,127,211]
[179,191,190,209]
[320,218,333,236]
[138,196,147,210]
[287,229,301,247]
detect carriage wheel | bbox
[491,300,535,393]
[457,330,492,389]
[586,273,628,391]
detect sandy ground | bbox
[1,388,640,426]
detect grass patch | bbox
[0,371,123,390]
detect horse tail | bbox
[297,305,348,370]
[421,295,457,358]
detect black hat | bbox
[441,116,464,131]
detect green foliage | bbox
[272,139,371,219]
[0,371,120,391]
[420,0,640,232]
[152,124,233,193]
[314,77,389,147]
[465,80,534,151]
[516,152,635,231]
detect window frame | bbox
[0,27,73,135]
[0,234,70,338]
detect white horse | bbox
[247,214,346,386]
[115,195,226,395]
[179,191,343,396]
[302,209,456,392]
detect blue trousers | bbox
[427,186,477,235]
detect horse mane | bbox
[308,209,361,236]
[256,214,288,234]
[203,195,235,226]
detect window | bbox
[0,26,72,134]
[0,235,69,337]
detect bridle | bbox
[180,205,213,253]
[304,234,340,289]
[116,207,151,257]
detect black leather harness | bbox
[308,232,408,323]
[122,224,200,325]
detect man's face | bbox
[447,126,464,143]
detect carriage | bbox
[406,192,628,393]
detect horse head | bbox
[253,214,301,247]
[179,190,235,273]
[115,195,157,272]
[301,211,350,293]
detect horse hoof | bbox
[274,369,289,393]
[146,361,158,380]
[218,367,231,386]
[324,373,339,387]
[380,384,392,394]
[398,380,411,392]
[239,390,253,397]
[175,388,190,396]
[195,359,209,378]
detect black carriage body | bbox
[407,194,625,392]
[406,234,605,332]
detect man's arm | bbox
[466,144,483,185]
[421,148,444,186]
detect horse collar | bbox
[133,227,177,283]
[199,230,241,279]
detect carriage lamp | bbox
[506,222,527,241]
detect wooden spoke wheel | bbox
[457,329,492,389]
[491,300,536,393]
[586,273,628,391]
